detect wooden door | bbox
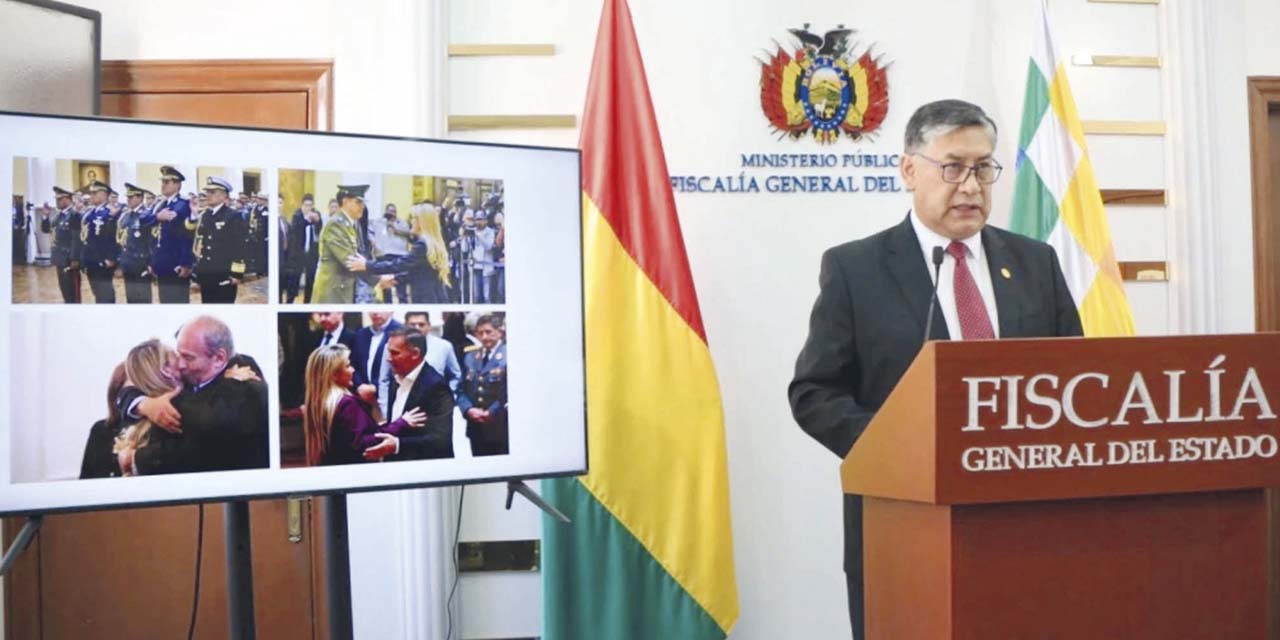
[3,59,333,640]
[1248,76,1280,640]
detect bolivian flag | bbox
[541,0,740,638]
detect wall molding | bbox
[1071,54,1161,68]
[448,115,577,131]
[449,44,555,57]
[1159,0,1222,333]
[1081,120,1166,135]
[1100,189,1166,205]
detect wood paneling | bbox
[448,44,556,57]
[1119,260,1168,281]
[1100,189,1166,205]
[101,59,332,130]
[448,114,576,131]
[1082,120,1167,135]
[1072,54,1161,68]
[1246,76,1280,640]
[1249,77,1280,332]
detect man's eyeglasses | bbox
[914,153,1003,184]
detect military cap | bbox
[203,176,233,193]
[473,210,489,221]
[87,180,111,193]
[124,182,153,198]
[336,184,369,201]
[160,165,186,182]
[52,186,74,198]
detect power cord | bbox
[187,503,205,640]
[445,486,465,640]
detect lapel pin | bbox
[1001,267,1012,280]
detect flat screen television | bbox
[0,110,586,515]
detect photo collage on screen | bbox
[10,155,510,485]
[276,171,509,467]
[9,157,272,483]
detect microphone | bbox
[922,246,945,344]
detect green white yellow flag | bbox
[1010,0,1136,336]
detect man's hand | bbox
[356,384,377,404]
[465,408,489,423]
[104,259,116,268]
[401,407,426,428]
[363,433,398,461]
[156,208,177,222]
[224,365,261,382]
[139,388,183,432]
[376,274,396,290]
[345,255,368,272]
[306,211,321,223]
[177,266,192,279]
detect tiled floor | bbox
[11,264,269,304]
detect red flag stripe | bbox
[579,0,707,343]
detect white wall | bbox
[448,1,1267,638]
[6,1,1270,639]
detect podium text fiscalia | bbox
[843,333,1280,639]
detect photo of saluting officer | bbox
[12,159,271,304]
[151,165,195,303]
[191,176,248,304]
[80,180,120,304]
[118,182,158,304]
[42,185,83,303]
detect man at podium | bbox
[788,99,1083,639]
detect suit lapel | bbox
[981,227,1021,337]
[370,321,398,385]
[885,214,950,340]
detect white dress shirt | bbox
[391,359,426,422]
[909,211,1000,339]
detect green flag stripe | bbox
[1009,159,1061,242]
[542,478,726,640]
[1016,62,1052,150]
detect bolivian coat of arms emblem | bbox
[759,24,890,144]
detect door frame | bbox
[101,59,334,131]
[1247,76,1280,332]
[1247,76,1280,640]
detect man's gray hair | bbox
[182,315,236,358]
[904,99,998,153]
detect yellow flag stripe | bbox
[1079,270,1138,337]
[579,192,740,632]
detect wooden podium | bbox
[843,333,1280,639]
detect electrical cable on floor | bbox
[445,486,465,640]
[187,503,205,640]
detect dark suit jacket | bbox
[350,320,401,389]
[134,376,269,475]
[288,209,323,272]
[788,215,1082,584]
[315,327,357,353]
[118,355,269,475]
[386,362,455,459]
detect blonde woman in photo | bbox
[303,344,425,466]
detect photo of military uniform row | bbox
[277,310,509,466]
[11,162,271,304]
[277,173,505,304]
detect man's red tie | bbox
[947,241,995,339]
